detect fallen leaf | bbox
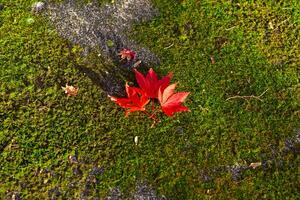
[134,68,172,99]
[62,84,78,97]
[158,83,190,116]
[109,83,150,116]
[134,136,138,145]
[268,21,274,29]
[118,48,136,61]
[210,55,216,64]
[249,162,262,169]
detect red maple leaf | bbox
[118,48,136,61]
[158,83,190,116]
[134,68,173,99]
[109,83,150,116]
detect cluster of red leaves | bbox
[62,48,190,123]
[109,67,190,119]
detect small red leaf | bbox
[118,48,136,61]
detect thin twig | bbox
[226,89,269,102]
[164,43,174,49]
[143,110,160,127]
[225,26,237,31]
[133,60,142,68]
[151,100,155,111]
[273,17,290,31]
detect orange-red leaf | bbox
[158,83,190,116]
[109,83,149,116]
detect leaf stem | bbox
[151,100,155,111]
[143,110,160,127]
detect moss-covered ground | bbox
[0,0,299,199]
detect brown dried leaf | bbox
[62,84,79,97]
[210,55,216,64]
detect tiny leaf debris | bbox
[134,136,138,145]
[62,84,79,97]
[210,55,216,64]
[68,155,79,164]
[249,162,262,169]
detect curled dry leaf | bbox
[62,84,79,97]
[210,55,216,64]
[249,162,262,169]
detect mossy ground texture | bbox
[0,0,299,199]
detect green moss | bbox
[0,0,299,199]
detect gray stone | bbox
[43,0,160,97]
[104,187,123,200]
[46,0,159,66]
[32,2,46,14]
[133,183,161,200]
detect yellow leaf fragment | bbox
[249,162,262,169]
[134,136,138,145]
